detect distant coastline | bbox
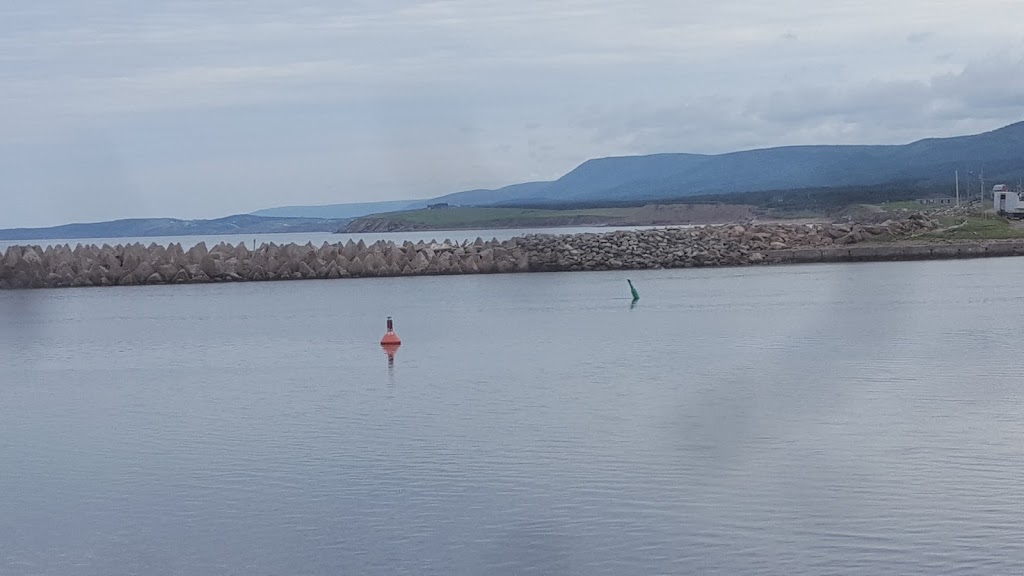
[5,209,1022,290]
[7,122,1022,242]
[340,203,765,233]
[0,214,351,242]
[0,204,773,242]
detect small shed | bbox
[994,189,1022,215]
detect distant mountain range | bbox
[259,121,1024,217]
[0,214,349,242]
[4,122,1022,241]
[250,200,426,219]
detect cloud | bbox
[569,54,1024,155]
[907,32,933,44]
[1,0,1024,227]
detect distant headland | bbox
[2,121,1022,242]
[5,207,1024,290]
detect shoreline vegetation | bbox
[336,180,1005,234]
[0,182,999,243]
[340,204,762,233]
[3,208,1023,290]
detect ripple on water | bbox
[2,259,1024,575]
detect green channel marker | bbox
[627,279,639,301]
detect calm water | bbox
[2,259,1023,575]
[0,225,659,252]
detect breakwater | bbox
[1,215,1020,289]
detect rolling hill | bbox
[5,122,1021,241]
[0,214,351,241]
[250,199,426,219]
[256,121,1024,216]
[455,121,1024,206]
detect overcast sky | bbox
[2,0,1023,228]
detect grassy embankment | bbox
[344,204,760,231]
[372,207,628,228]
[349,187,1024,241]
[864,205,1024,242]
[918,215,1024,241]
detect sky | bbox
[1,0,1023,228]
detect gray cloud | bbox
[570,54,1024,156]
[1,0,1023,227]
[907,32,933,44]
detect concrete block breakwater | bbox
[0,216,1020,289]
[0,237,530,289]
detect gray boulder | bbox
[133,261,156,283]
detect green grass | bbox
[920,215,1024,241]
[764,209,826,220]
[879,200,992,212]
[881,201,931,211]
[866,215,1024,243]
[372,207,628,227]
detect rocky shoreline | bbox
[1,214,1018,290]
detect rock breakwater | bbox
[523,214,943,271]
[0,214,1010,290]
[0,237,530,289]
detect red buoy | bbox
[380,316,401,345]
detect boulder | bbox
[21,247,42,267]
[410,251,429,273]
[200,255,222,279]
[425,257,441,275]
[363,254,383,277]
[86,265,106,285]
[3,246,22,268]
[347,256,365,276]
[157,264,180,282]
[132,261,156,283]
[297,261,316,279]
[121,246,144,271]
[186,242,209,264]
[342,240,359,259]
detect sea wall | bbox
[0,215,1019,289]
[0,237,531,289]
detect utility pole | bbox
[955,170,960,206]
[979,166,985,204]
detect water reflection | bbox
[382,343,400,379]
